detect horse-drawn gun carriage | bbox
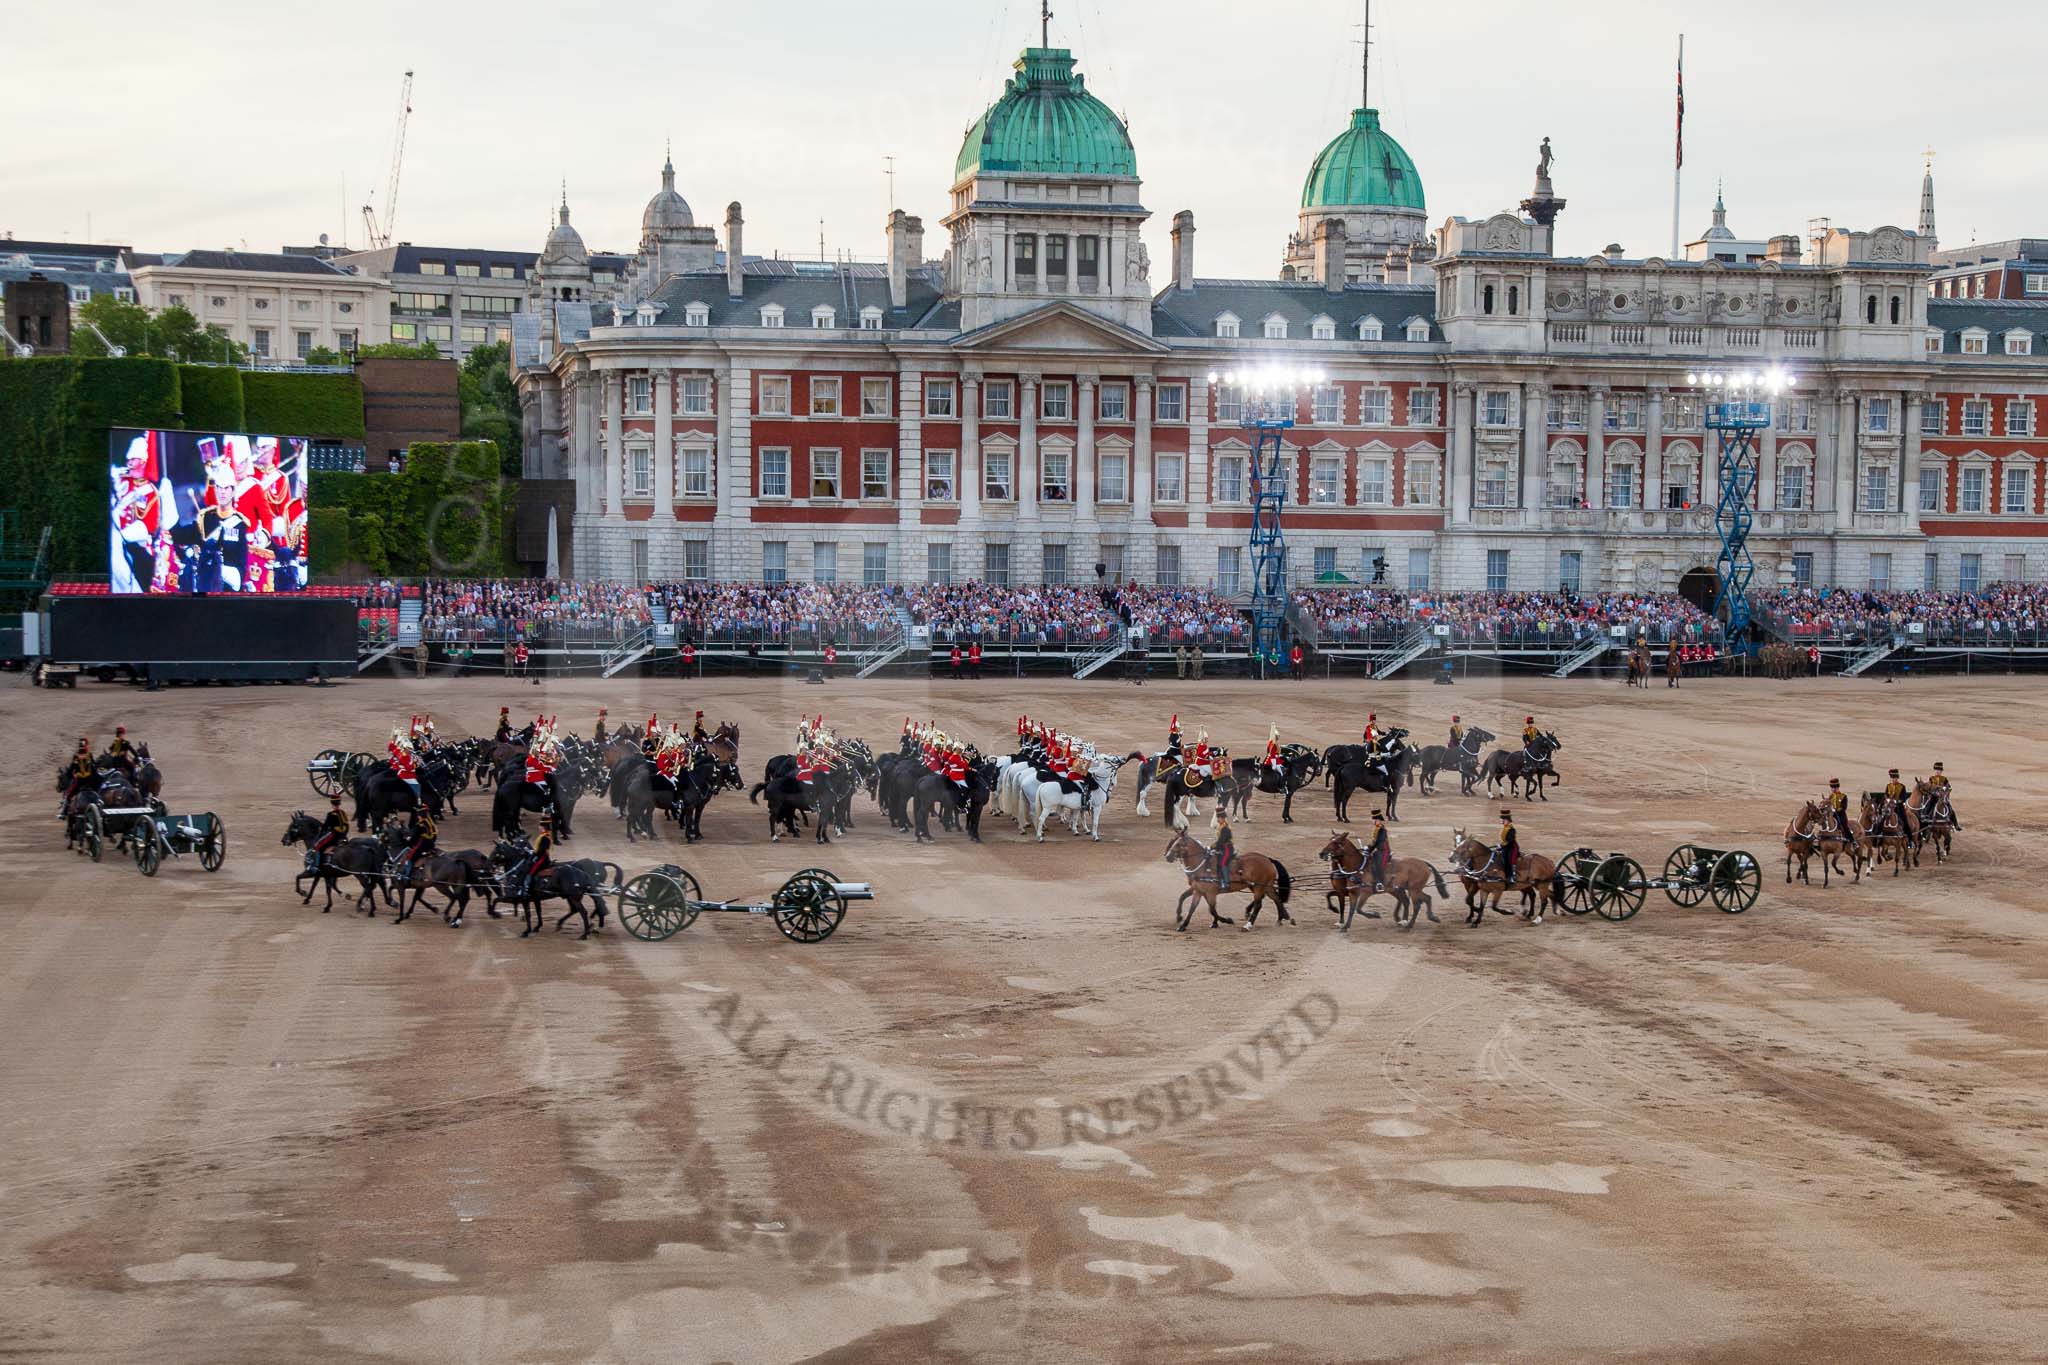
[615,865,872,944]
[70,796,162,864]
[307,749,377,798]
[131,809,227,877]
[1554,843,1761,920]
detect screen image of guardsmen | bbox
[152,431,308,594]
[109,431,173,594]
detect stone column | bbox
[720,364,750,578]
[573,370,596,513]
[604,371,624,517]
[652,366,674,514]
[1134,377,1154,522]
[1644,387,1665,512]
[1076,376,1097,520]
[1757,420,1778,513]
[1903,390,1924,527]
[1188,373,1210,530]
[960,377,982,524]
[1521,382,1547,516]
[1832,391,1859,519]
[1019,375,1040,524]
[899,370,925,533]
[1586,386,1607,512]
[1449,382,1474,524]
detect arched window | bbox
[1865,295,1879,325]
[1507,285,1520,316]
[1889,295,1902,325]
[1482,284,1496,315]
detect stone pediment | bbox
[952,301,1167,355]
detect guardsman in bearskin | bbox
[1448,714,1464,751]
[1366,810,1392,893]
[62,737,96,815]
[593,708,609,745]
[1498,808,1520,883]
[1928,762,1960,828]
[494,707,513,744]
[1824,778,1852,841]
[307,793,350,873]
[1211,809,1235,888]
[1265,724,1285,777]
[1522,715,1541,747]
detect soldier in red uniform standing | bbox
[968,640,983,678]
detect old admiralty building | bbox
[511,41,2048,599]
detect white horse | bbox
[1029,760,1123,842]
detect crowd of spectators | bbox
[1294,589,1717,645]
[420,579,655,644]
[652,582,900,640]
[1757,585,2048,643]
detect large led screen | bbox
[110,427,309,594]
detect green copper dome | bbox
[955,48,1137,180]
[1300,108,1425,212]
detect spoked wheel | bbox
[1558,876,1596,915]
[1663,845,1710,907]
[309,749,347,797]
[619,869,700,940]
[199,817,227,872]
[345,753,378,791]
[1591,855,1647,921]
[135,829,161,877]
[773,870,846,943]
[1709,850,1761,913]
[85,805,105,862]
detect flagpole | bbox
[1672,34,1684,258]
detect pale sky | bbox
[7,0,2040,274]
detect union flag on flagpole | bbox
[1676,35,1685,169]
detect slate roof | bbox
[640,262,954,330]
[1926,299,2048,356]
[1149,279,1438,341]
[137,250,357,277]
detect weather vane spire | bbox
[1041,0,1052,47]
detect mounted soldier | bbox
[1522,715,1541,747]
[692,710,708,743]
[1366,810,1391,893]
[388,726,422,801]
[1363,712,1382,752]
[524,719,559,808]
[1824,777,1852,841]
[105,725,141,782]
[61,737,97,815]
[593,708,609,745]
[1190,730,1215,782]
[513,814,555,900]
[643,714,661,758]
[1211,808,1235,888]
[1165,714,1183,764]
[306,793,351,873]
[1448,714,1463,751]
[1882,768,1908,810]
[493,707,514,744]
[1927,762,1960,828]
[397,807,438,880]
[1498,808,1520,883]
[1264,724,1286,778]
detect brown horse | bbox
[1860,792,1920,875]
[1626,645,1652,687]
[1317,831,1451,931]
[1449,830,1564,926]
[1162,829,1293,933]
[1912,779,1955,864]
[1665,645,1683,688]
[1783,801,1867,887]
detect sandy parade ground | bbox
[4,668,2048,1363]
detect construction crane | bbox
[360,70,415,252]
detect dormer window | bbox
[684,302,710,326]
[1358,315,1382,341]
[1310,315,1335,340]
[1404,318,1430,343]
[860,306,884,331]
[2005,330,2033,356]
[811,305,836,329]
[1214,312,1240,339]
[1262,314,1288,339]
[1960,328,1987,355]
[634,303,660,325]
[760,303,785,328]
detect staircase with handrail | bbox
[1550,634,1612,678]
[601,625,654,678]
[1364,624,1436,678]
[1072,627,1130,679]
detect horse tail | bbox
[1431,863,1450,898]
[749,782,767,805]
[1272,859,1293,905]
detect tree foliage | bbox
[72,294,247,364]
[457,342,523,476]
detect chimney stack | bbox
[725,202,744,300]
[906,215,924,272]
[1171,210,1196,292]
[1766,233,1803,266]
[1314,218,1346,294]
[885,210,910,309]
[1385,242,1407,287]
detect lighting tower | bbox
[1690,367,1795,651]
[1207,365,1326,676]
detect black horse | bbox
[1481,732,1562,802]
[488,839,609,939]
[751,758,857,843]
[491,762,580,840]
[374,823,489,926]
[911,763,992,842]
[1415,727,1496,796]
[282,812,389,914]
[1217,748,1319,823]
[1331,735,1413,822]
[352,756,459,832]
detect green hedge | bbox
[306,507,351,576]
[243,370,365,439]
[177,364,246,433]
[306,440,512,577]
[0,357,368,575]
